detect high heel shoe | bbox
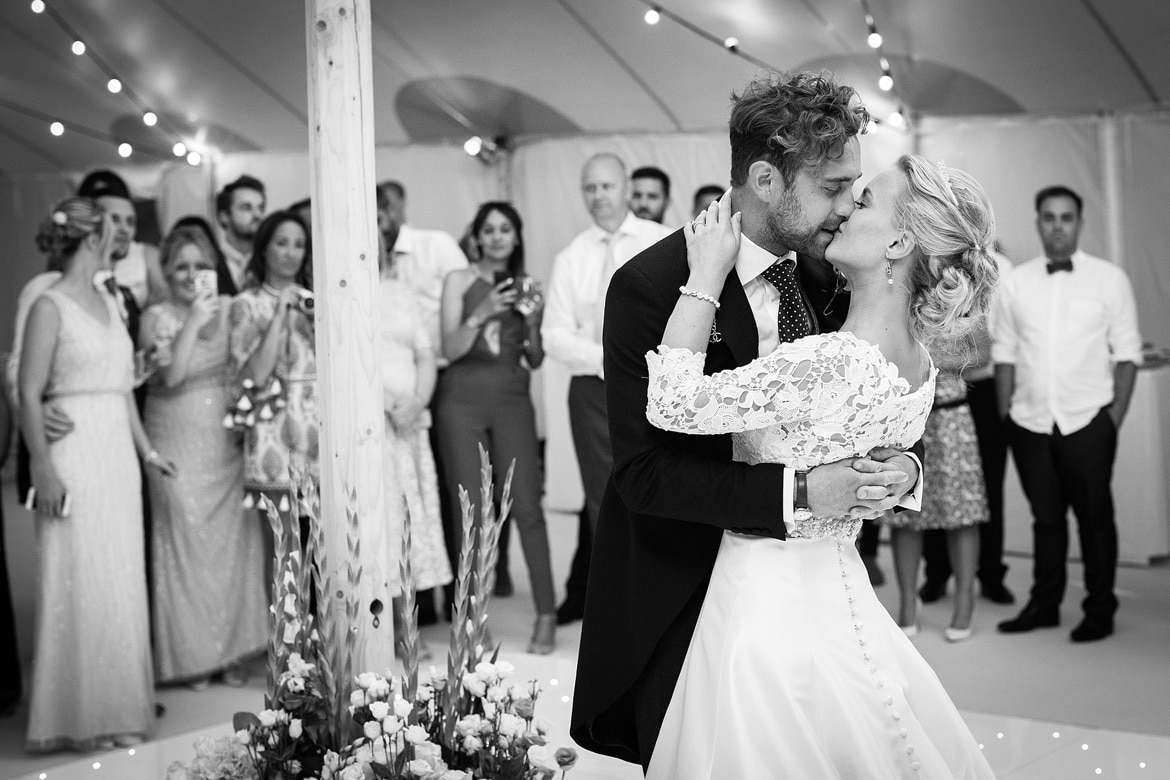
[527,614,556,655]
[899,598,922,638]
[944,625,973,642]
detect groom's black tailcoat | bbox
[569,229,851,766]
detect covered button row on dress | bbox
[837,540,923,778]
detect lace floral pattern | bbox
[646,332,937,534]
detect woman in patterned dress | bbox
[228,212,316,537]
[140,225,266,689]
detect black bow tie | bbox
[1046,260,1073,274]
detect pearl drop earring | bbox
[885,260,893,285]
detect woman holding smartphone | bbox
[436,201,556,654]
[139,225,267,689]
[20,198,173,750]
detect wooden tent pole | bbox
[305,0,393,671]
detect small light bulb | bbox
[463,136,483,156]
[107,78,122,93]
[1053,732,1061,739]
[880,56,890,70]
[72,40,86,55]
[143,111,157,126]
[31,0,45,13]
[118,142,132,157]
[173,141,187,157]
[644,8,660,24]
[186,151,202,165]
[1082,743,1090,751]
[724,37,739,49]
[878,74,893,91]
[50,121,64,136]
[868,32,883,49]
[93,762,101,769]
[888,111,904,128]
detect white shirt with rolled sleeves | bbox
[542,212,671,377]
[991,250,1143,435]
[391,224,468,366]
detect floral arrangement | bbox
[168,446,577,780]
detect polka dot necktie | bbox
[759,257,816,343]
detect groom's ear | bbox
[886,230,916,260]
[746,161,777,200]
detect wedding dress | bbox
[644,332,995,780]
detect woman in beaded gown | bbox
[19,198,174,751]
[644,157,998,779]
[141,226,266,689]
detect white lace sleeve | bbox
[645,334,879,435]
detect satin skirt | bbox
[647,532,996,780]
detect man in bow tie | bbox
[992,185,1143,643]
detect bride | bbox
[644,154,999,779]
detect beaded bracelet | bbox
[679,285,721,309]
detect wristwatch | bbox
[793,470,812,522]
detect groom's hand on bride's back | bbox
[806,452,914,520]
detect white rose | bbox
[235,729,251,745]
[414,740,442,768]
[393,696,412,719]
[461,673,486,698]
[527,745,560,772]
[454,714,482,737]
[355,744,374,764]
[363,720,382,740]
[368,700,390,720]
[355,672,380,690]
[486,685,506,702]
[474,661,497,682]
[165,762,189,780]
[462,734,482,753]
[407,758,432,777]
[416,684,434,702]
[257,709,278,728]
[323,751,341,770]
[507,684,526,701]
[339,766,366,780]
[369,678,392,698]
[498,713,524,739]
[288,718,303,739]
[404,724,428,744]
[382,716,403,735]
[350,689,366,707]
[494,661,515,678]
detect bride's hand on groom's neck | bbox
[806,453,912,519]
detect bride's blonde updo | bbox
[895,154,999,350]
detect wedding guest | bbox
[885,360,989,641]
[630,166,671,224]
[378,244,453,656]
[542,154,670,625]
[216,175,267,293]
[140,226,267,689]
[228,211,317,522]
[994,186,1141,642]
[691,184,724,218]
[0,383,19,717]
[20,197,174,751]
[436,201,557,653]
[920,249,1016,606]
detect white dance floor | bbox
[9,649,1169,780]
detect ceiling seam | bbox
[1080,0,1160,106]
[0,97,171,159]
[555,0,683,131]
[0,120,66,170]
[148,0,309,126]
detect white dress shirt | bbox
[219,232,251,291]
[991,250,1143,435]
[543,212,671,376]
[391,224,468,366]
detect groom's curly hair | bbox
[729,71,870,188]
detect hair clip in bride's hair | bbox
[52,210,68,226]
[935,160,960,207]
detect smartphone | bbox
[493,270,514,290]
[194,269,218,296]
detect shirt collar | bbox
[391,223,417,256]
[736,233,794,285]
[589,211,640,243]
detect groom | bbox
[570,71,923,769]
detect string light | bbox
[879,74,893,91]
[463,136,483,156]
[49,121,63,136]
[30,0,45,13]
[107,77,121,93]
[723,36,739,50]
[644,7,660,25]
[117,142,132,157]
[630,0,778,72]
[887,110,904,128]
[172,141,187,157]
[143,111,157,126]
[71,40,85,55]
[867,31,883,48]
[186,150,202,165]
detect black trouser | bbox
[1008,409,1119,621]
[924,377,1008,586]
[561,376,612,608]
